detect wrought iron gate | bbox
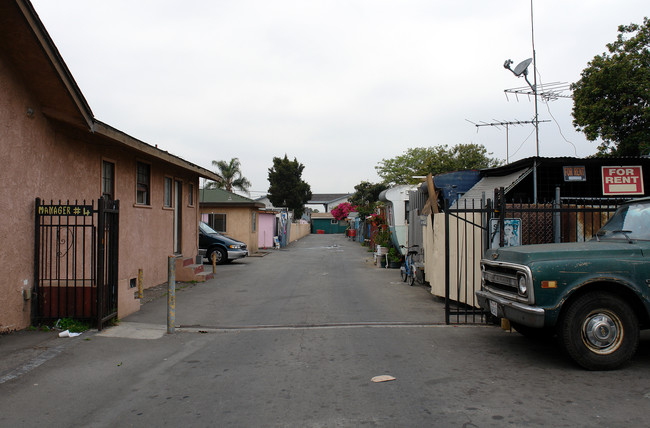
[34,197,119,330]
[443,198,489,325]
[443,189,626,325]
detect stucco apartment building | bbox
[0,0,220,332]
[199,188,265,254]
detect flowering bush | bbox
[331,202,357,221]
[368,213,386,226]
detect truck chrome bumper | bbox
[476,290,546,328]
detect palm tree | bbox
[205,158,251,194]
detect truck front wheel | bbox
[560,292,639,370]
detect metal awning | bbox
[452,167,533,209]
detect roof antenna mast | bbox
[502,0,539,202]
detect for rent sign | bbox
[602,166,644,195]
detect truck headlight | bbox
[517,274,528,297]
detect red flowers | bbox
[331,202,357,221]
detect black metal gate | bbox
[34,197,119,330]
[443,198,489,325]
[443,189,626,325]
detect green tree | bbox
[571,17,650,156]
[267,155,312,218]
[349,181,388,206]
[375,143,501,185]
[205,158,251,193]
[349,181,388,218]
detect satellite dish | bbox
[513,58,532,77]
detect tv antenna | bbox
[504,81,572,102]
[466,118,550,164]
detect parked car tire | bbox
[208,248,227,265]
[559,292,639,370]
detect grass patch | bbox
[56,318,90,333]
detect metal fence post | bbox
[167,256,175,334]
[554,187,561,243]
[33,198,41,326]
[444,199,450,325]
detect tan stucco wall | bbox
[200,206,259,253]
[0,52,200,331]
[289,223,311,243]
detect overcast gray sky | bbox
[31,0,647,196]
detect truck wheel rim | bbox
[581,310,622,354]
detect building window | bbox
[102,160,115,200]
[207,213,226,232]
[188,183,194,206]
[164,177,172,207]
[252,212,257,232]
[136,162,150,205]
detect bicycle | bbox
[399,244,419,286]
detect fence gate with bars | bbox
[443,188,626,325]
[34,197,119,330]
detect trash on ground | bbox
[58,330,81,338]
[371,375,396,383]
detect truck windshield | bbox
[596,201,650,241]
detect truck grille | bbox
[481,260,533,304]
[483,265,519,294]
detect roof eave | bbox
[93,120,221,181]
[17,0,94,129]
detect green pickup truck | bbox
[477,197,650,370]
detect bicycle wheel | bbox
[408,265,416,286]
[400,264,408,282]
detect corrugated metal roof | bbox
[453,167,532,208]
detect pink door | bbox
[258,213,276,249]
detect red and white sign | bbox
[602,166,644,195]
